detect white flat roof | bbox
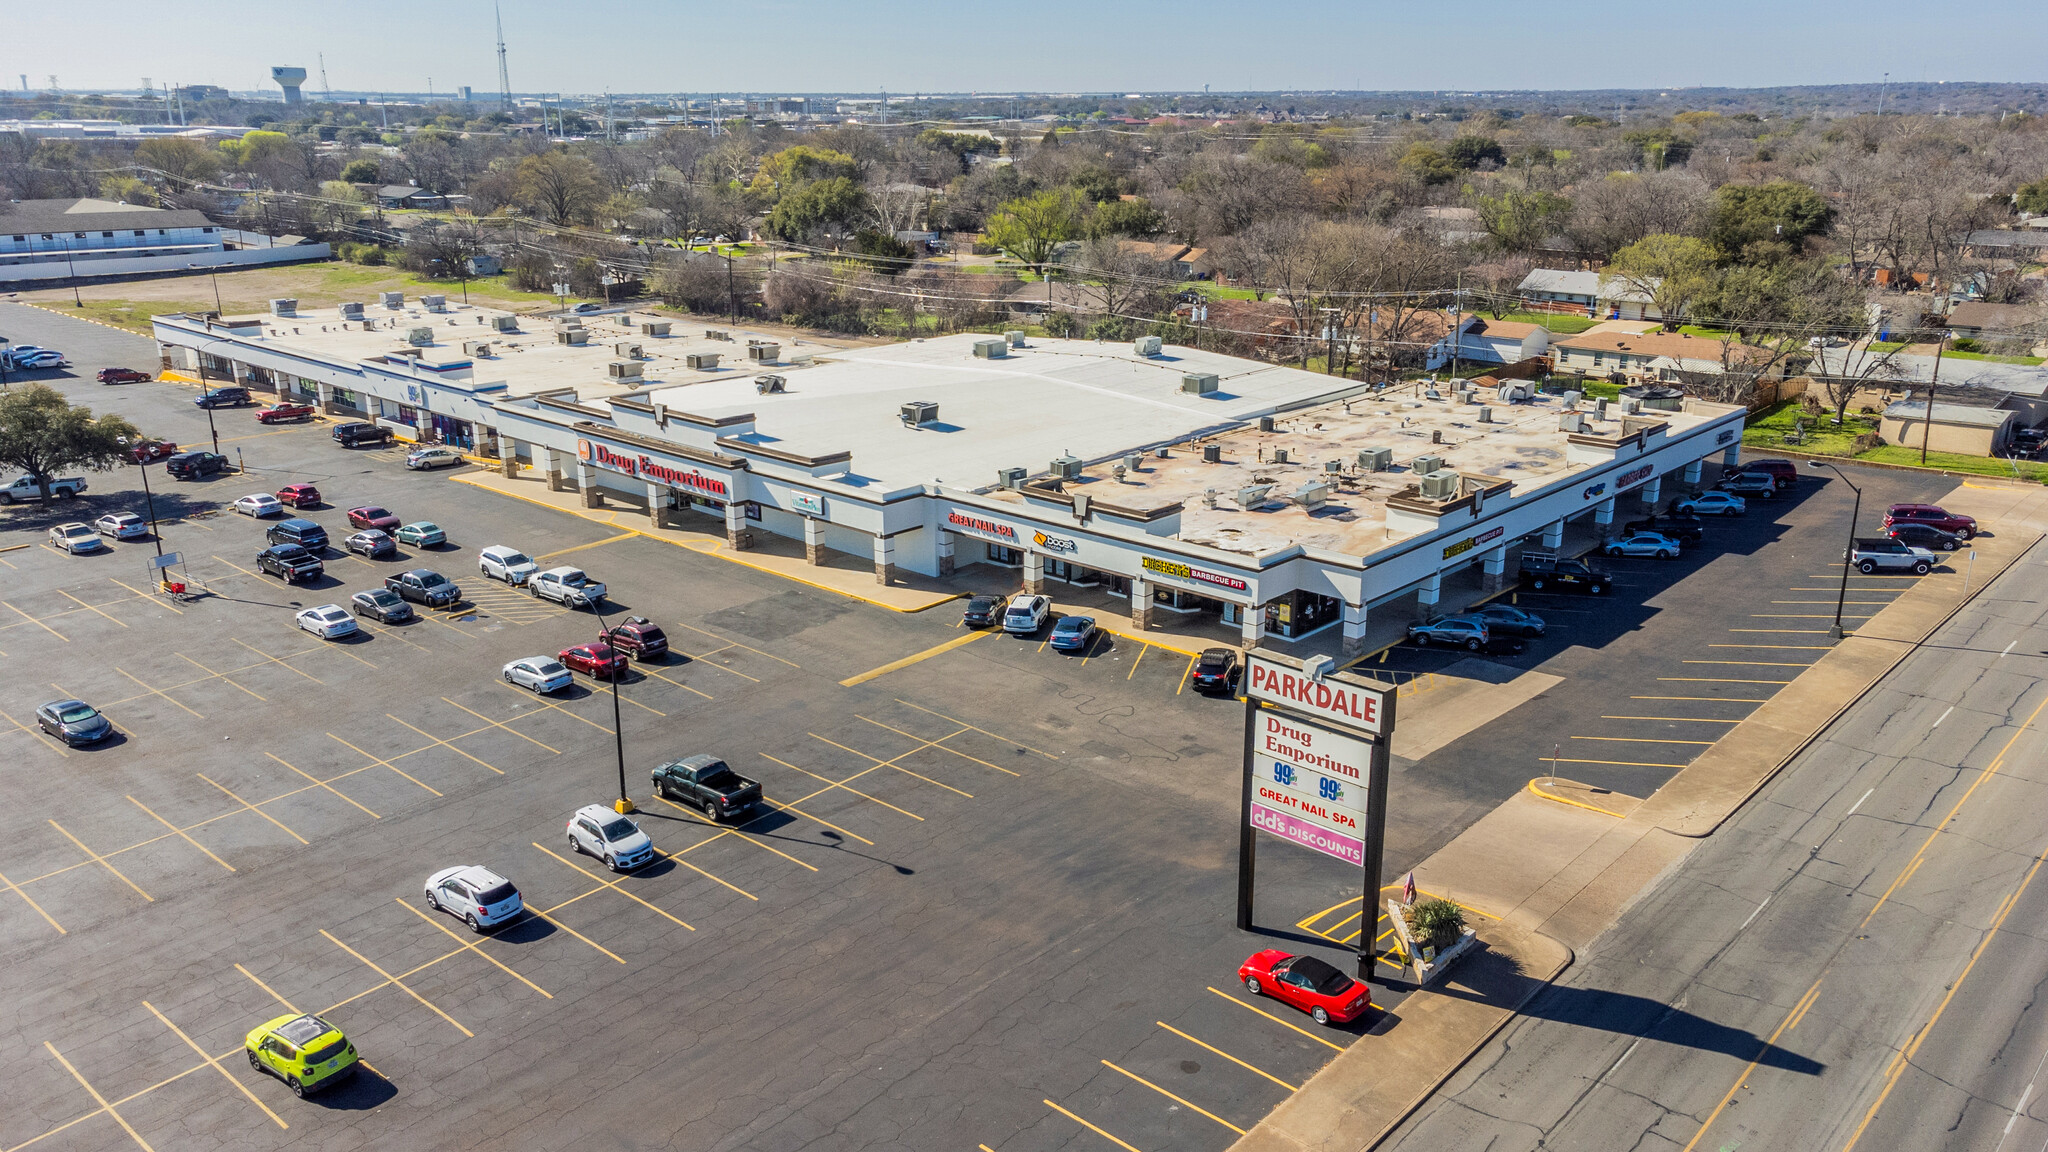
[640,335,1364,490]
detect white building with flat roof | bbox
[151,307,1748,653]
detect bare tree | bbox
[1067,237,1171,330]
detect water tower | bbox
[270,66,307,104]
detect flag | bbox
[1402,872,1416,905]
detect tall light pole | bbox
[589,600,635,814]
[1808,460,1862,640]
[188,262,223,313]
[59,237,82,307]
[135,458,164,558]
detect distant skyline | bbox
[9,0,2045,98]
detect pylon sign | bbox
[1238,650,1397,980]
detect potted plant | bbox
[1395,898,1478,984]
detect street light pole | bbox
[589,600,635,814]
[1808,460,1862,639]
[136,459,164,558]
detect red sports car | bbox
[126,438,178,463]
[256,403,316,424]
[276,483,322,509]
[1238,950,1373,1026]
[347,505,401,531]
[558,642,628,680]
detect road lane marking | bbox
[2002,641,2017,658]
[1846,788,1874,818]
[1933,706,1955,728]
[840,629,989,686]
[1740,898,1770,932]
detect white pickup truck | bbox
[0,474,88,504]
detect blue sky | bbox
[10,0,2044,97]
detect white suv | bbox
[567,805,654,871]
[532,567,607,608]
[1002,595,1051,634]
[478,545,539,585]
[423,865,524,932]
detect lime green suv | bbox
[244,1013,358,1097]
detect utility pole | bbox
[725,252,737,324]
[1878,72,1890,116]
[1320,307,1341,376]
[1921,335,1946,465]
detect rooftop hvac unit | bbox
[1560,412,1585,433]
[615,314,636,327]
[269,298,297,316]
[1561,389,1582,409]
[405,326,434,346]
[1202,444,1223,463]
[704,328,728,340]
[1257,416,1276,432]
[490,314,517,332]
[1419,470,1461,500]
[614,342,643,359]
[380,291,404,309]
[1122,453,1144,473]
[900,401,939,426]
[1295,480,1331,510]
[1134,335,1163,357]
[557,329,589,345]
[1412,454,1445,476]
[972,337,1008,359]
[1234,484,1275,510]
[1050,454,1084,480]
[639,321,672,337]
[1594,399,1610,420]
[1498,381,1533,403]
[1005,330,1025,347]
[996,466,1027,489]
[748,342,781,362]
[607,360,644,379]
[461,341,493,357]
[338,302,365,320]
[1357,447,1393,472]
[756,374,786,394]
[685,352,721,371]
[1621,397,1641,415]
[1325,460,1344,473]
[1270,448,1290,464]
[1181,372,1219,395]
[553,316,584,330]
[421,294,447,312]
[1477,406,1494,423]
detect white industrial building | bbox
[0,198,331,286]
[152,304,1748,654]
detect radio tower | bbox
[494,2,512,111]
[319,53,331,100]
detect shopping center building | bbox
[152,299,1749,654]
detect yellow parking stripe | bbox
[1100,1060,1244,1133]
[143,1001,287,1129]
[839,630,988,687]
[1205,986,1345,1051]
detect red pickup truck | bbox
[255,403,316,424]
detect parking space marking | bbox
[116,667,204,717]
[760,754,925,821]
[629,665,714,700]
[438,697,564,754]
[492,681,613,732]
[235,963,300,1013]
[1100,1059,1246,1134]
[0,704,69,756]
[197,773,310,844]
[0,865,64,934]
[320,929,474,1037]
[1155,1022,1299,1091]
[1657,677,1792,685]
[520,903,627,964]
[1632,695,1771,703]
[1682,659,1813,668]
[326,733,446,797]
[839,630,989,687]
[127,796,236,872]
[42,1042,156,1152]
[529,843,695,930]
[533,531,639,561]
[142,1000,287,1129]
[610,686,668,717]
[754,794,875,846]
[1728,628,1835,634]
[1752,613,1870,619]
[1571,735,1716,745]
[208,554,263,581]
[673,645,761,681]
[393,898,552,999]
[1043,1099,1144,1152]
[854,715,1021,777]
[1772,600,1894,605]
[177,652,265,700]
[1127,642,1148,680]
[53,589,130,628]
[652,797,813,876]
[47,820,152,902]
[385,714,505,775]
[352,617,434,653]
[893,699,1063,759]
[230,638,329,684]
[1541,756,1690,768]
[1708,644,1832,650]
[265,752,379,818]
[1177,653,1197,694]
[810,732,975,797]
[1204,987,1346,1052]
[1602,715,1744,723]
[637,817,766,896]
[674,622,802,667]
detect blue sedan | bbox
[1048,615,1099,652]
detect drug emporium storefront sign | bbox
[578,438,730,499]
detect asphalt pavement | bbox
[1380,536,2048,1152]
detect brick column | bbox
[577,462,604,508]
[725,501,753,550]
[1022,551,1044,596]
[498,434,519,478]
[936,529,956,577]
[873,532,896,585]
[1240,603,1265,649]
[803,517,825,565]
[1341,602,1369,658]
[547,449,570,493]
[1129,576,1152,630]
[317,381,342,416]
[1480,545,1507,593]
[647,482,670,528]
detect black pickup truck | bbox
[651,755,763,821]
[1517,550,1612,595]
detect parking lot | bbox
[0,301,1969,1150]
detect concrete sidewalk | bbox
[1231,477,2048,1152]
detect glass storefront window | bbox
[987,545,1022,567]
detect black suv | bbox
[1621,512,1705,545]
[194,386,251,409]
[256,544,324,582]
[164,451,229,480]
[961,594,1008,628]
[384,569,461,607]
[266,518,329,550]
[333,422,395,448]
[1190,647,1240,693]
[604,616,669,661]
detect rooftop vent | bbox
[1419,470,1461,500]
[1294,480,1331,510]
[685,352,720,371]
[756,374,787,394]
[996,466,1027,489]
[461,340,493,357]
[1201,444,1223,463]
[1357,447,1393,472]
[639,320,672,337]
[490,314,517,332]
[900,401,939,427]
[1050,454,1083,480]
[972,337,1008,359]
[268,298,297,316]
[1182,372,1219,395]
[1325,460,1344,473]
[1134,335,1163,357]
[1412,454,1444,476]
[607,360,644,379]
[1477,406,1494,423]
[1235,484,1275,510]
[1561,389,1582,409]
[1122,453,1144,473]
[1269,447,1290,464]
[1560,412,1586,433]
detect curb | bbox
[1525,778,1630,819]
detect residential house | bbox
[1516,268,1663,321]
[1961,230,2048,259]
[1944,301,2046,341]
[1551,330,1785,387]
[1424,315,1552,371]
[1878,399,2016,456]
[376,186,448,210]
[1116,239,1203,280]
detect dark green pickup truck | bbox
[651,755,763,822]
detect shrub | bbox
[1407,898,1467,949]
[1852,432,1886,453]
